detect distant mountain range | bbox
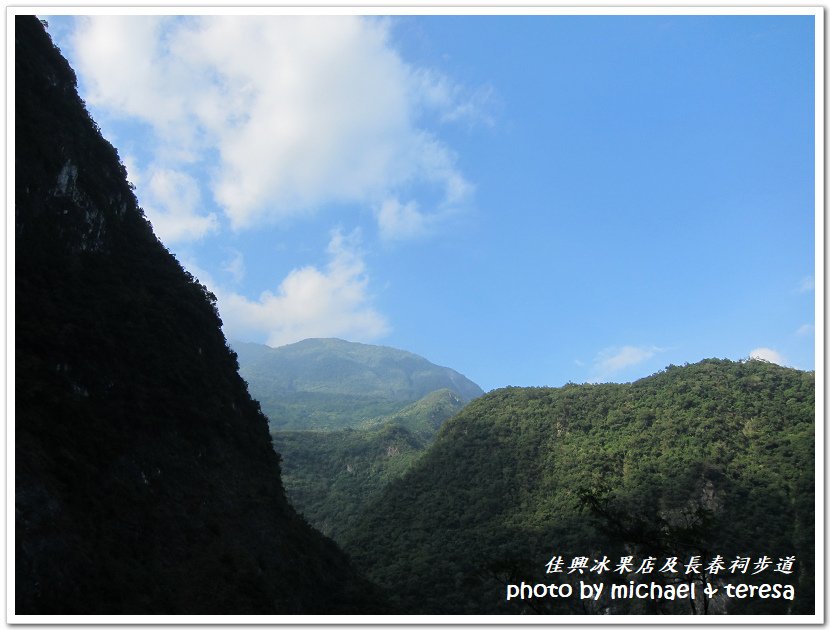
[232,338,484,430]
[233,338,483,540]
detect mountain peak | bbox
[232,339,483,430]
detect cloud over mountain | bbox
[214,230,389,346]
[591,344,664,382]
[750,347,787,366]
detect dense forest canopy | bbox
[274,388,466,540]
[342,359,814,615]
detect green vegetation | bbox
[275,424,426,540]
[251,390,410,432]
[274,389,466,540]
[342,359,814,615]
[233,339,484,430]
[358,388,466,437]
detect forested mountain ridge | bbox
[234,338,483,430]
[342,359,814,615]
[232,339,483,541]
[273,388,467,540]
[358,388,466,437]
[15,16,382,614]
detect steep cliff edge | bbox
[15,16,380,614]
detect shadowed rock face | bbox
[15,16,382,615]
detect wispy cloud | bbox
[590,345,664,382]
[123,158,218,242]
[411,67,498,128]
[377,198,433,241]
[68,15,479,241]
[795,323,814,337]
[221,250,246,285]
[213,230,390,347]
[749,347,787,366]
[798,276,815,293]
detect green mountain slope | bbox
[274,424,426,541]
[342,359,814,615]
[359,388,466,437]
[274,388,466,540]
[234,338,484,430]
[15,17,382,614]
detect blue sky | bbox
[44,12,816,391]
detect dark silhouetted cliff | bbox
[15,16,382,615]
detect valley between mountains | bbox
[235,340,815,615]
[15,16,815,617]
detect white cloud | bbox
[377,198,430,241]
[140,166,218,242]
[591,345,663,382]
[68,15,476,236]
[215,230,390,346]
[749,347,787,366]
[222,250,246,284]
[798,276,815,293]
[121,158,218,241]
[411,67,497,128]
[796,324,814,336]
